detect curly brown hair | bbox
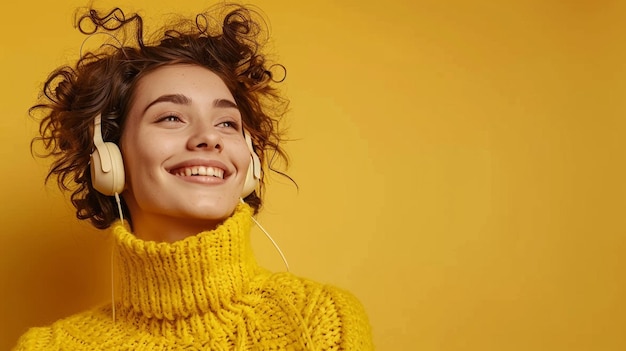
[31,4,289,229]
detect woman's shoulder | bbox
[13,306,110,351]
[260,271,368,308]
[257,271,374,350]
[13,326,52,351]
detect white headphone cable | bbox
[250,216,290,272]
[110,192,124,324]
[240,199,289,272]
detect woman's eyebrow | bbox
[213,98,238,109]
[143,95,237,113]
[143,94,191,113]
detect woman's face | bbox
[120,64,250,242]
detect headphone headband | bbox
[93,114,112,173]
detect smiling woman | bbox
[13,4,373,351]
[121,65,252,242]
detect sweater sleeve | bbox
[306,285,374,350]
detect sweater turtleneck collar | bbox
[111,203,261,321]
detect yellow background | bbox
[2,0,625,350]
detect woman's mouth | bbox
[171,166,225,179]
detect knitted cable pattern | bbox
[13,204,373,350]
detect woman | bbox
[14,4,373,350]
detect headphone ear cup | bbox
[241,130,261,198]
[90,142,125,196]
[241,155,258,198]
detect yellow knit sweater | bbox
[13,204,373,350]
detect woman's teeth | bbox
[174,166,224,178]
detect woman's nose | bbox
[187,123,222,150]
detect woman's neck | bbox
[129,212,232,242]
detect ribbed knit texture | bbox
[13,203,373,350]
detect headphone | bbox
[90,114,261,198]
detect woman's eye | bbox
[218,121,238,129]
[158,115,182,123]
